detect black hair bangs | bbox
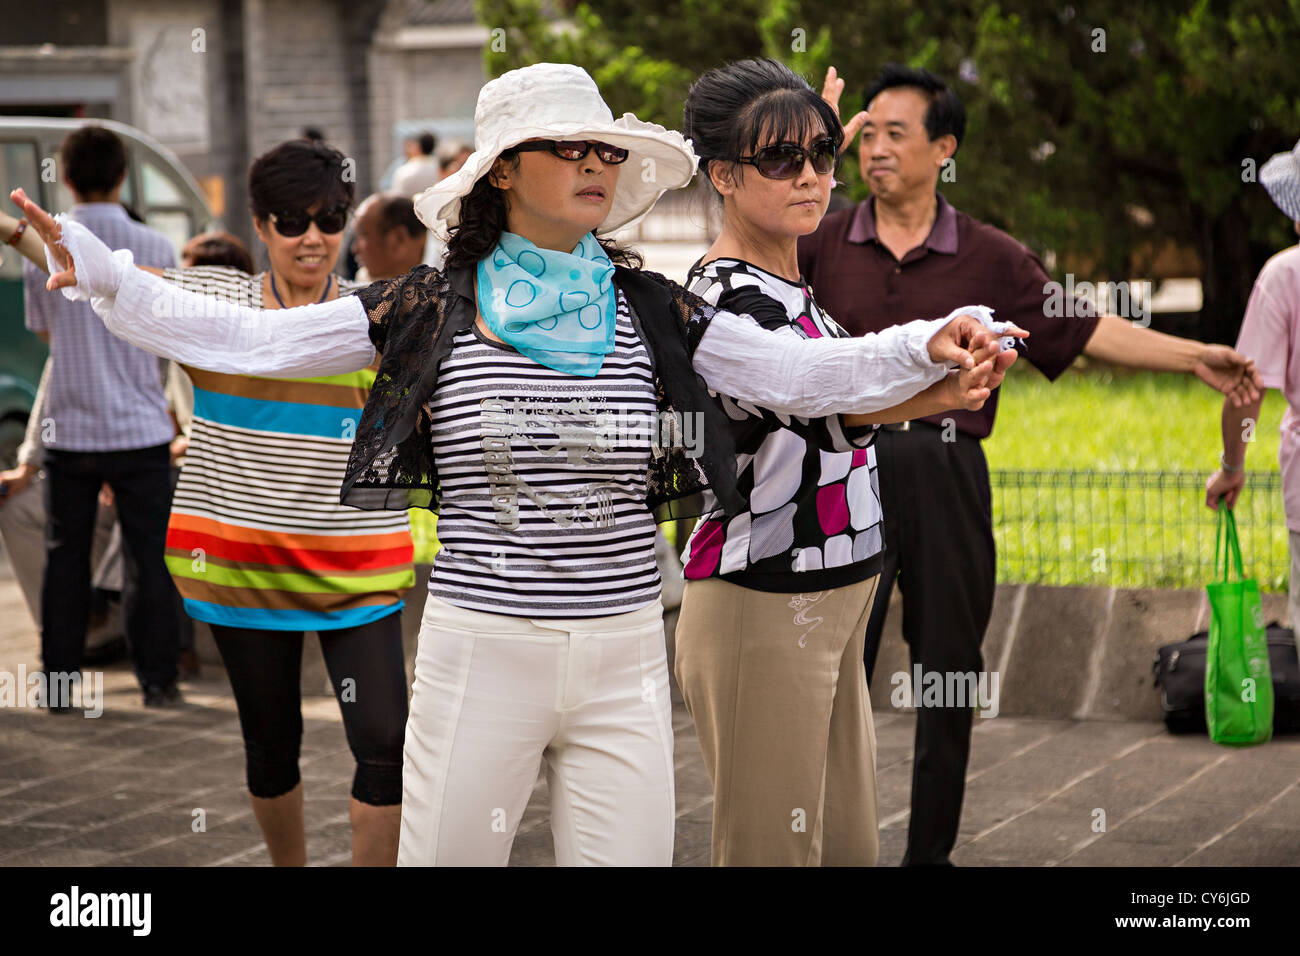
[248,139,356,221]
[684,57,845,190]
[738,88,845,157]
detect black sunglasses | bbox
[510,140,630,165]
[267,205,349,237]
[736,138,838,180]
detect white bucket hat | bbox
[412,63,698,245]
[1261,138,1300,221]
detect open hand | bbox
[9,187,76,291]
[820,66,869,154]
[1195,345,1263,407]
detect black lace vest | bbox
[338,261,741,522]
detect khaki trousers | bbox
[674,574,880,866]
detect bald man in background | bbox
[351,194,428,281]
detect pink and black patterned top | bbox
[682,258,884,592]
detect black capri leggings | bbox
[210,610,408,805]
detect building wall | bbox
[393,47,483,123]
[104,0,388,247]
[7,1,710,253]
[0,47,133,121]
[241,0,357,178]
[366,42,400,194]
[368,9,488,191]
[107,0,235,221]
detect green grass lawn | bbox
[983,361,1284,471]
[983,362,1289,591]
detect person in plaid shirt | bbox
[22,126,180,710]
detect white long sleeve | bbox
[54,217,376,377]
[692,308,953,417]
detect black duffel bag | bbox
[1153,621,1300,734]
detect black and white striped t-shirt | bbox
[427,287,661,617]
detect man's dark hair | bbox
[300,126,326,143]
[376,195,425,239]
[60,125,127,197]
[416,132,436,156]
[863,64,966,153]
[183,231,255,273]
[248,138,355,221]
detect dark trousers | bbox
[42,443,179,689]
[210,611,408,805]
[865,422,996,866]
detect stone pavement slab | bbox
[1,574,1298,866]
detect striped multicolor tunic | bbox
[161,266,414,631]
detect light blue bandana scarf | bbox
[476,231,617,376]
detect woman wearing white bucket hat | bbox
[411,62,701,254]
[13,62,1007,866]
[1208,138,1300,654]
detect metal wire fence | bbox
[991,470,1289,591]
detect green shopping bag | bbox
[1205,502,1273,745]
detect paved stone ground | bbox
[2,578,1298,866]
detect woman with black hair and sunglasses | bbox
[672,58,1022,866]
[113,139,412,867]
[13,63,1009,867]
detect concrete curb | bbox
[190,571,1289,722]
[868,583,1290,722]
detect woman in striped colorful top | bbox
[15,63,1001,867]
[164,273,414,630]
[152,141,413,867]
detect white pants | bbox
[398,596,675,866]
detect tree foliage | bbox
[475,0,1300,339]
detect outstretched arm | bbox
[0,209,53,270]
[693,304,1024,418]
[10,187,374,377]
[1084,314,1262,407]
[845,339,1019,425]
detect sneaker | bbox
[142,683,184,708]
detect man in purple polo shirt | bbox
[799,64,1262,866]
[21,126,180,711]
